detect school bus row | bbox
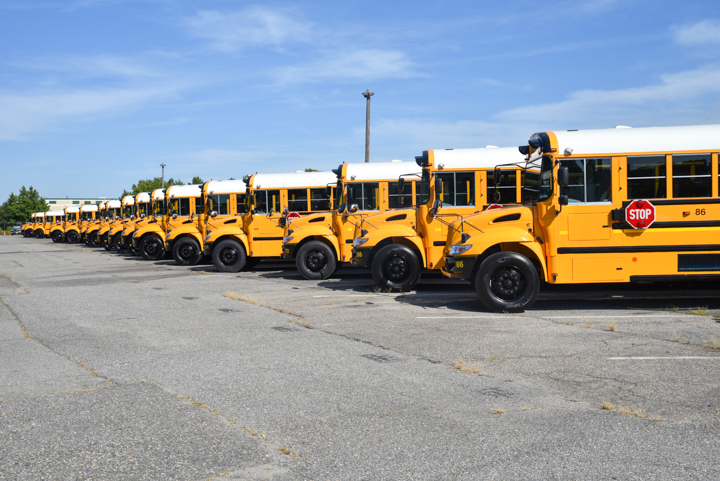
[21,124,720,312]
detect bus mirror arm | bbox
[429,198,441,217]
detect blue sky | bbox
[2,0,720,200]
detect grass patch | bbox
[582,321,594,329]
[690,306,709,316]
[669,305,680,312]
[452,360,482,374]
[223,291,258,305]
[602,401,645,418]
[704,337,720,350]
[602,401,615,411]
[492,407,509,414]
[559,321,574,326]
[673,333,690,344]
[608,321,616,331]
[522,406,536,411]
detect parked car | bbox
[11,225,22,235]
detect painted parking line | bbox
[543,314,694,319]
[609,356,720,360]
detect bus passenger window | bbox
[309,188,329,211]
[673,153,711,198]
[560,158,612,202]
[288,189,308,212]
[389,181,413,208]
[236,194,246,214]
[487,170,517,204]
[437,172,475,207]
[627,155,666,199]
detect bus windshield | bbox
[137,202,150,217]
[154,200,165,216]
[418,169,431,206]
[123,205,133,217]
[522,156,552,203]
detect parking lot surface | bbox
[1,236,719,480]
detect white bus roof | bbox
[136,192,150,203]
[152,189,165,200]
[250,171,337,189]
[106,200,121,208]
[80,204,98,212]
[98,201,107,209]
[46,210,64,216]
[65,206,80,213]
[166,184,202,198]
[205,179,247,194]
[342,161,422,181]
[122,195,135,205]
[431,147,526,169]
[36,212,46,217]
[546,124,720,156]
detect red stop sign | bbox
[286,212,301,221]
[625,199,655,229]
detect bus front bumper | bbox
[442,255,478,280]
[350,247,371,267]
[281,243,298,261]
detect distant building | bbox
[45,197,111,210]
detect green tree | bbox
[304,168,321,172]
[120,177,184,198]
[191,176,204,185]
[1,186,48,225]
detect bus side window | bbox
[487,170,517,204]
[288,189,308,212]
[437,172,475,207]
[628,155,666,199]
[236,194,246,214]
[388,181,413,208]
[561,158,612,203]
[673,153,711,198]
[309,188,328,211]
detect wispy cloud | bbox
[496,65,720,127]
[183,7,311,52]
[0,83,189,141]
[673,20,720,45]
[16,55,161,78]
[276,49,417,84]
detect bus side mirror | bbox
[559,195,569,205]
[434,177,442,195]
[349,204,359,213]
[429,198,441,216]
[282,207,289,215]
[493,168,501,185]
[558,167,569,187]
[325,185,332,196]
[338,203,347,214]
[268,208,274,217]
[210,211,218,218]
[397,177,405,192]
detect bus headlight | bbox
[449,244,473,256]
[354,238,369,247]
[283,236,293,244]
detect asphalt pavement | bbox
[1,236,719,480]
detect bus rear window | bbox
[487,170,517,204]
[628,155,666,199]
[673,153,711,198]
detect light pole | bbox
[160,163,166,188]
[362,89,374,163]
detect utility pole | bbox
[160,163,166,188]
[362,89,374,163]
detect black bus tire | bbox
[66,231,79,244]
[371,244,421,291]
[212,239,247,273]
[111,233,123,251]
[173,237,202,266]
[102,234,113,251]
[140,235,164,260]
[296,240,337,280]
[474,251,539,313]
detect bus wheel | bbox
[111,233,123,251]
[474,251,539,313]
[35,229,44,238]
[212,239,247,272]
[297,241,336,280]
[371,244,421,291]
[173,238,202,265]
[140,235,164,260]
[102,234,113,251]
[66,231,79,244]
[88,232,98,247]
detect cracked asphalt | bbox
[1,235,719,480]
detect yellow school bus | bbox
[42,211,64,239]
[107,196,135,251]
[48,211,67,242]
[443,124,720,312]
[78,204,98,242]
[166,180,247,266]
[133,188,167,260]
[282,161,421,279]
[22,214,35,237]
[204,171,337,272]
[98,200,122,250]
[84,201,106,247]
[351,147,525,290]
[163,185,204,260]
[30,212,45,238]
[119,192,151,255]
[63,206,81,243]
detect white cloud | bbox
[0,83,188,141]
[276,49,417,84]
[18,55,161,78]
[184,7,311,52]
[496,65,720,128]
[673,20,720,45]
